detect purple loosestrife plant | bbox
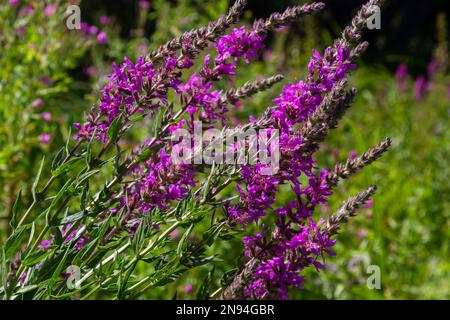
[2,0,391,301]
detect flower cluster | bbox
[224,2,384,298]
[71,1,382,300]
[273,47,355,129]
[80,22,108,44]
[122,148,196,212]
[245,218,336,299]
[75,47,198,142]
[229,44,355,223]
[13,0,389,301]
[182,27,265,126]
[74,56,169,142]
[39,224,86,252]
[107,25,267,230]
[216,26,265,65]
[7,0,396,302]
[228,165,280,223]
[75,23,266,143]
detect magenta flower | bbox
[229,41,357,299]
[80,22,90,35]
[427,59,438,80]
[332,149,340,159]
[357,229,367,239]
[395,63,408,80]
[66,1,386,300]
[19,272,26,285]
[40,112,52,122]
[395,64,408,92]
[23,5,34,16]
[122,148,196,212]
[39,133,51,145]
[413,76,427,100]
[75,238,87,251]
[183,284,193,294]
[364,199,374,209]
[17,26,26,36]
[44,4,57,17]
[89,25,98,35]
[216,26,265,64]
[97,31,107,44]
[31,99,44,108]
[37,224,85,254]
[100,15,110,25]
[139,0,150,10]
[84,65,96,77]
[40,76,53,86]
[38,240,52,250]
[170,229,181,239]
[348,150,358,159]
[73,122,97,141]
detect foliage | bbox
[0,0,448,300]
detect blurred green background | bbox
[0,0,448,299]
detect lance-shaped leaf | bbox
[32,157,45,201]
[10,189,22,229]
[4,224,32,259]
[22,247,56,267]
[52,157,83,177]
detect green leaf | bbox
[85,130,97,166]
[176,224,194,257]
[80,186,89,210]
[52,157,82,177]
[98,238,124,251]
[46,179,73,225]
[154,269,186,287]
[65,127,72,156]
[60,211,87,225]
[48,247,71,293]
[131,143,164,165]
[97,215,113,240]
[76,169,100,187]
[132,219,147,255]
[196,266,215,300]
[117,260,136,299]
[4,224,32,259]
[26,222,36,251]
[107,116,122,142]
[113,146,124,177]
[22,248,55,267]
[202,221,226,246]
[220,268,238,286]
[10,189,22,229]
[202,162,216,202]
[182,256,219,268]
[51,147,65,171]
[51,226,63,246]
[72,238,97,266]
[1,247,8,296]
[32,157,45,201]
[16,284,39,295]
[50,179,73,210]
